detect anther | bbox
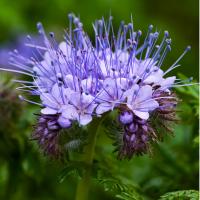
[18,95,24,101]
[98,20,103,26]
[68,13,73,20]
[78,22,83,28]
[26,35,31,41]
[164,31,169,37]
[37,22,43,30]
[146,68,150,73]
[167,45,171,51]
[58,82,63,87]
[148,24,153,31]
[128,23,133,30]
[154,32,159,38]
[120,21,125,26]
[109,16,113,21]
[166,38,171,45]
[185,45,191,52]
[73,17,79,24]
[137,30,142,36]
[132,75,136,79]
[49,32,54,38]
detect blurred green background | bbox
[0,0,199,200]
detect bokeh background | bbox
[0,0,199,200]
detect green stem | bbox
[75,118,102,200]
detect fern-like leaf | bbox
[58,161,87,183]
[159,190,199,200]
[96,167,143,200]
[64,139,82,152]
[98,177,143,200]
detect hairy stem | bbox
[75,118,102,200]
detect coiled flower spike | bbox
[1,13,193,158]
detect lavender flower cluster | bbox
[5,14,191,158]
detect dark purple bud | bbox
[125,133,130,141]
[128,123,138,132]
[48,125,60,130]
[142,125,148,132]
[141,134,148,142]
[148,24,153,31]
[73,17,79,24]
[32,114,65,159]
[44,128,48,136]
[119,111,133,125]
[130,134,136,142]
[39,117,46,123]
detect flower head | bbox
[4,14,192,158]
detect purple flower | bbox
[125,85,159,120]
[59,92,97,126]
[0,35,44,69]
[40,83,69,115]
[2,14,192,158]
[32,114,63,158]
[96,78,127,115]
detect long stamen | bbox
[164,46,191,75]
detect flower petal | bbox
[124,84,139,104]
[99,60,108,77]
[69,92,81,107]
[96,90,111,103]
[51,84,63,103]
[137,85,153,103]
[133,110,149,120]
[137,99,159,111]
[96,102,112,115]
[79,114,92,126]
[81,77,93,92]
[81,93,94,105]
[65,75,79,91]
[40,93,58,109]
[41,107,57,115]
[57,115,71,128]
[160,76,176,90]
[144,69,164,84]
[103,78,116,97]
[61,104,78,120]
[87,103,97,114]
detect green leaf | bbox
[97,176,143,200]
[58,161,87,183]
[193,136,199,146]
[64,139,82,152]
[159,190,199,200]
[96,167,143,200]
